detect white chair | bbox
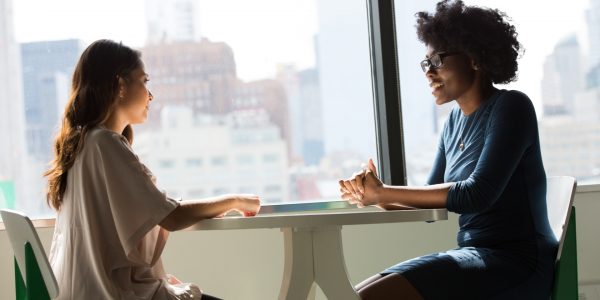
[1,209,59,300]
[545,176,578,300]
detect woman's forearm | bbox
[160,196,238,231]
[376,182,454,209]
[181,195,239,218]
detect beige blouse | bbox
[49,126,199,299]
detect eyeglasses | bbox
[420,52,460,73]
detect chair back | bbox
[1,209,59,298]
[545,176,577,261]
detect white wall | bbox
[1,189,599,299]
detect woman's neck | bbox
[101,112,128,135]
[456,82,496,116]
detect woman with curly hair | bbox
[339,1,557,299]
[45,39,260,300]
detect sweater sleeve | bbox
[447,91,538,213]
[427,128,447,185]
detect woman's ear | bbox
[470,59,479,71]
[471,58,479,71]
[117,77,126,100]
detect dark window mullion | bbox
[367,0,407,185]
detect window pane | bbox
[396,0,600,185]
[1,0,377,219]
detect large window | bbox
[395,0,600,186]
[4,0,597,220]
[0,0,378,219]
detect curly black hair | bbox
[416,0,522,84]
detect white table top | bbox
[186,208,448,231]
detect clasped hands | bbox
[339,158,384,208]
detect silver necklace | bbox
[457,90,498,151]
[458,115,474,151]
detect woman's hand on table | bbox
[339,158,383,207]
[232,194,261,217]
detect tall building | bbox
[587,64,600,89]
[541,34,583,116]
[297,68,324,165]
[234,79,291,151]
[21,39,82,162]
[142,39,238,127]
[316,0,376,158]
[541,57,563,115]
[586,0,600,70]
[142,40,291,150]
[276,64,303,160]
[276,65,325,165]
[0,0,27,210]
[145,0,202,44]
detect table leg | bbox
[278,226,360,300]
[279,228,315,300]
[313,226,360,300]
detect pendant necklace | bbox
[458,115,474,151]
[457,89,499,151]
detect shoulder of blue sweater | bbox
[495,89,534,108]
[490,90,539,124]
[500,89,531,102]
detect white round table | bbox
[187,208,448,300]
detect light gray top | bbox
[49,126,200,299]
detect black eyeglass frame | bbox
[420,52,460,73]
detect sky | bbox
[13,0,318,81]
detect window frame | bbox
[368,0,407,186]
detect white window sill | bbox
[2,183,600,230]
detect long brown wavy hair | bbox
[45,39,142,210]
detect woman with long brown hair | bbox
[46,39,260,300]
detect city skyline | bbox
[537,0,600,182]
[13,0,318,82]
[10,0,600,151]
[11,0,593,111]
[3,0,600,218]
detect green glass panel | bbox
[0,180,16,210]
